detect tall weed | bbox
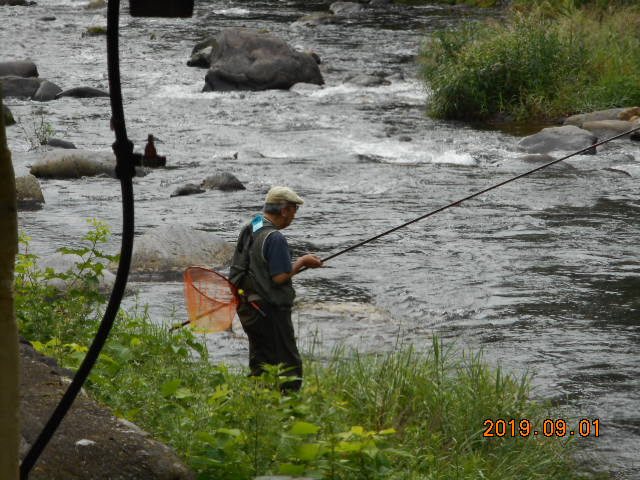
[421,5,640,122]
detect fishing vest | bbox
[229,216,296,308]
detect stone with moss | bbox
[15,174,44,210]
[84,0,105,9]
[83,25,107,36]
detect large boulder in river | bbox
[0,75,42,98]
[15,174,45,210]
[37,251,116,294]
[518,125,597,155]
[202,28,324,92]
[127,224,235,276]
[0,60,38,77]
[33,80,62,101]
[30,150,117,178]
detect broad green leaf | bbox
[350,426,365,436]
[296,443,320,461]
[208,384,230,403]
[279,463,305,475]
[195,431,217,445]
[336,441,363,453]
[290,421,321,435]
[161,378,181,397]
[174,387,194,400]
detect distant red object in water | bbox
[142,134,166,167]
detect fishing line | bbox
[317,126,640,265]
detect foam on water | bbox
[213,8,251,16]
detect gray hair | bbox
[263,203,285,214]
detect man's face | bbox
[281,203,299,228]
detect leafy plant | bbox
[18,107,54,150]
[14,218,117,348]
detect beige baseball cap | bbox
[265,186,304,205]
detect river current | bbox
[2,0,639,477]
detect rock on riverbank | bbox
[19,338,195,480]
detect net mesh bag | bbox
[183,267,239,332]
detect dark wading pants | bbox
[237,301,302,392]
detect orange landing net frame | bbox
[183,267,239,332]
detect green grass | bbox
[420,3,640,122]
[15,222,604,479]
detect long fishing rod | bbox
[317,125,640,265]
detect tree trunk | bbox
[0,89,20,479]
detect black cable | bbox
[19,0,134,477]
[319,126,640,264]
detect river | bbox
[2,0,639,477]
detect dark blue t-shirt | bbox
[263,230,292,276]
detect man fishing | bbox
[230,186,322,391]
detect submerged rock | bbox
[330,1,366,16]
[56,86,109,98]
[170,183,205,197]
[201,172,246,191]
[47,137,77,149]
[291,12,339,28]
[345,73,390,87]
[290,82,323,94]
[518,125,597,155]
[126,224,235,276]
[201,28,324,92]
[605,164,640,177]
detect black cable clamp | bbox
[112,138,137,180]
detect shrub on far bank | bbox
[420,4,640,122]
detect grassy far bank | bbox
[420,2,640,123]
[16,222,604,479]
